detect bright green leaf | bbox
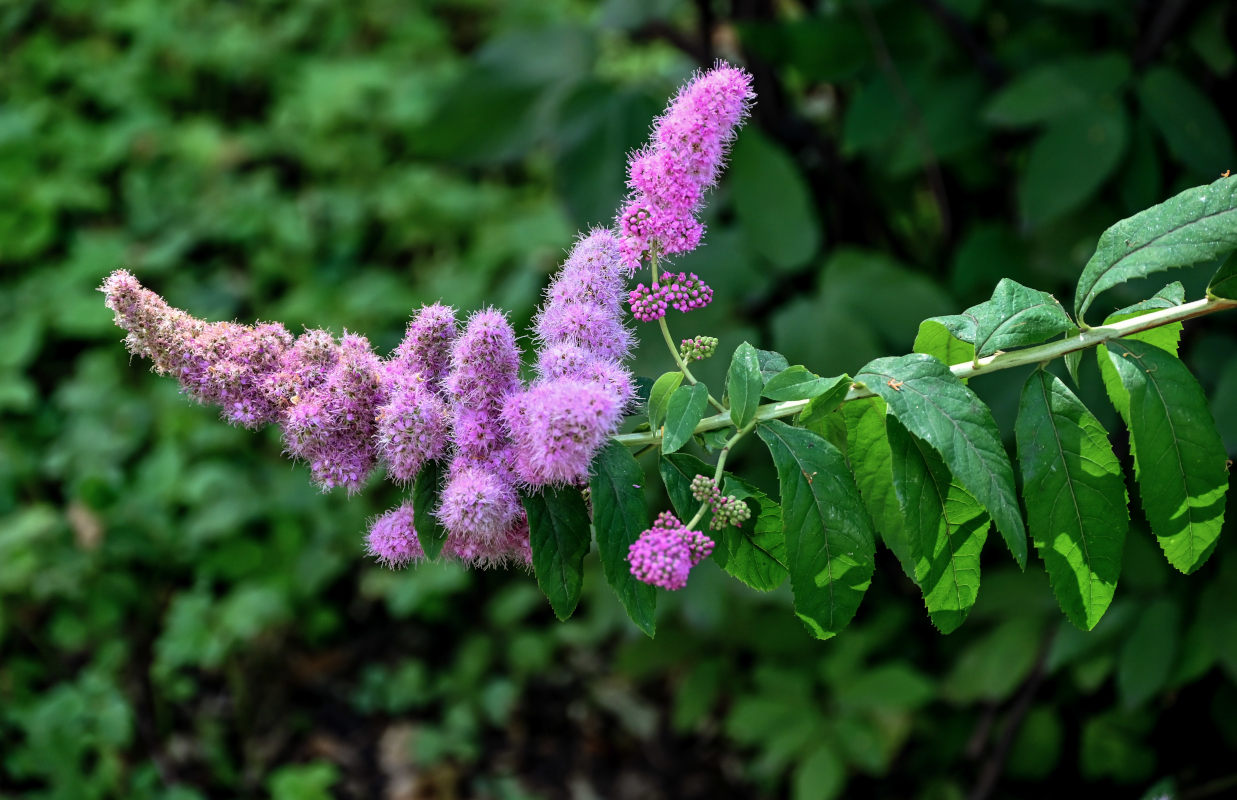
[913,319,976,371]
[1015,369,1127,630]
[931,279,1073,358]
[843,399,914,581]
[661,383,710,455]
[726,341,763,428]
[718,474,788,592]
[648,370,684,431]
[887,417,990,634]
[757,420,875,639]
[1103,281,1185,356]
[763,366,845,402]
[1102,340,1228,573]
[1074,175,1237,324]
[856,354,1027,568]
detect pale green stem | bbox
[615,294,1237,448]
[685,419,757,530]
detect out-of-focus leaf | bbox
[731,130,821,271]
[1138,67,1236,177]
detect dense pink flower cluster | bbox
[627,511,715,590]
[103,63,756,576]
[618,65,755,270]
[627,272,714,322]
[504,229,635,487]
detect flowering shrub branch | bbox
[102,62,1237,641]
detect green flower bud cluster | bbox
[679,335,718,362]
[690,474,753,530]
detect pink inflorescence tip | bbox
[617,64,755,271]
[627,511,715,590]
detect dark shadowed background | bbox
[3,1,1237,798]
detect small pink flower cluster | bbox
[627,272,714,322]
[617,65,755,270]
[627,511,715,590]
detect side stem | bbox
[615,294,1237,448]
[651,254,727,413]
[685,419,756,529]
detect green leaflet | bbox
[886,417,989,634]
[588,442,656,636]
[756,348,791,382]
[659,452,711,522]
[718,474,788,592]
[1103,340,1228,573]
[763,366,846,402]
[856,354,1028,568]
[412,460,449,559]
[757,420,875,639]
[661,382,709,454]
[796,375,853,431]
[842,399,914,582]
[522,486,591,621]
[1117,598,1180,709]
[913,319,976,372]
[1017,104,1128,228]
[730,130,821,271]
[1208,252,1237,301]
[1015,369,1128,630]
[1103,281,1184,356]
[1074,174,1237,324]
[726,341,763,428]
[647,370,684,431]
[928,278,1073,358]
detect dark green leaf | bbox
[1102,340,1228,573]
[888,417,990,634]
[589,442,656,636]
[726,341,763,428]
[913,319,976,370]
[413,460,449,559]
[762,366,845,402]
[983,53,1129,128]
[647,370,683,431]
[930,279,1073,358]
[1117,598,1179,708]
[662,383,709,455]
[1074,175,1237,324]
[756,348,791,382]
[756,420,875,639]
[842,399,914,581]
[1015,369,1127,630]
[522,487,591,621]
[1018,104,1128,227]
[659,452,712,522]
[718,474,788,592]
[1138,67,1236,178]
[856,354,1027,568]
[731,130,821,271]
[1207,252,1237,300]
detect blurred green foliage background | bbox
[3,0,1237,798]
